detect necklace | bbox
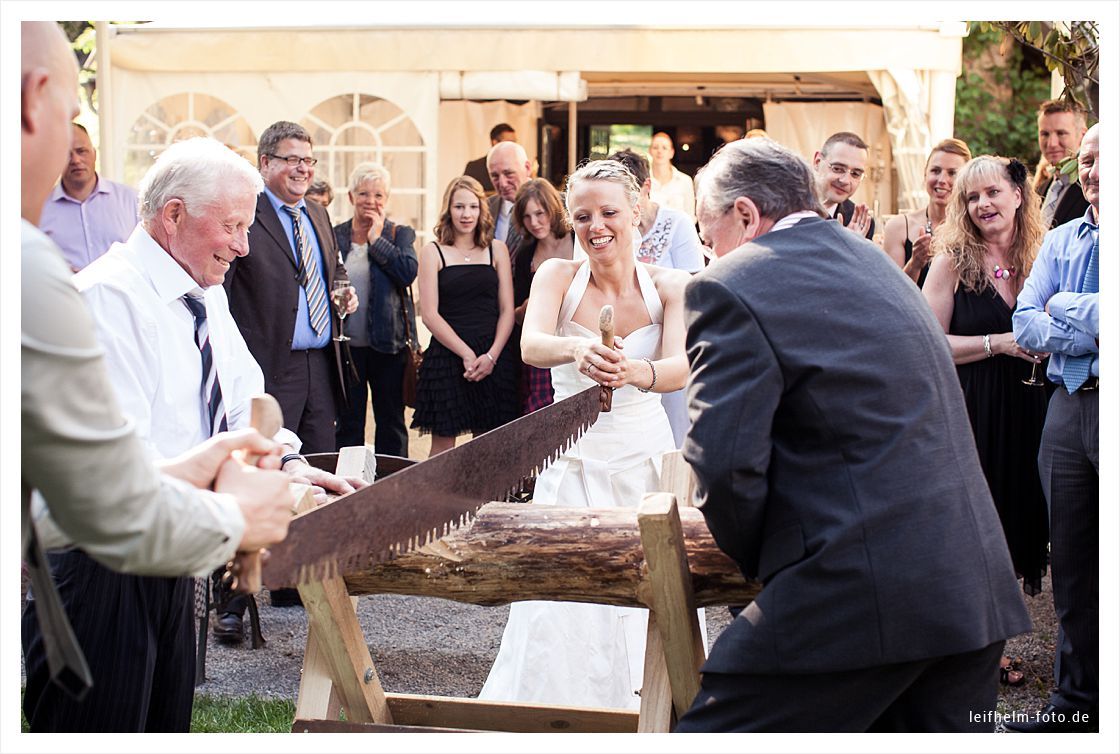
[993,264,1015,280]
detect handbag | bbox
[400,283,422,409]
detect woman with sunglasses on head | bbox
[922,155,1050,687]
[479,159,700,710]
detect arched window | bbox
[301,93,428,238]
[124,93,256,187]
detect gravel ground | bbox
[196,592,733,700]
[195,574,1058,732]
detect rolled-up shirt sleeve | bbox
[1046,291,1099,340]
[1012,236,1098,356]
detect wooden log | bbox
[342,502,758,608]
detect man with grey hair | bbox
[40,138,364,729]
[486,139,531,254]
[675,138,1031,732]
[21,23,294,731]
[76,137,365,644]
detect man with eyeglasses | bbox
[224,120,360,612]
[811,132,875,240]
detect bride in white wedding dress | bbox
[478,160,698,710]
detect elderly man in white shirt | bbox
[45,138,362,731]
[20,23,296,733]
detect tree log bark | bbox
[342,502,759,608]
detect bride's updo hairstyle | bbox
[564,159,641,217]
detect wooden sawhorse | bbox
[289,448,755,733]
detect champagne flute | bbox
[1022,356,1045,387]
[331,280,353,342]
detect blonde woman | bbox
[923,155,1049,684]
[479,160,698,710]
[882,138,972,285]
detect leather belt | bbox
[1078,377,1099,391]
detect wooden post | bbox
[637,492,705,722]
[636,618,673,732]
[293,446,379,722]
[658,450,697,507]
[298,576,391,724]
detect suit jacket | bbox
[488,193,524,265]
[463,155,493,193]
[225,194,352,406]
[834,198,876,240]
[1037,174,1090,229]
[333,218,418,353]
[683,216,1030,675]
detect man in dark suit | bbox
[1035,99,1089,229]
[223,120,360,615]
[675,138,1031,732]
[812,131,875,240]
[486,140,531,259]
[225,121,356,455]
[464,122,516,191]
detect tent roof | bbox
[108,24,964,77]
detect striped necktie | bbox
[284,205,330,336]
[1061,231,1098,393]
[1041,173,1067,227]
[183,294,229,435]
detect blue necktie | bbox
[183,294,229,435]
[1061,232,1098,393]
[284,205,330,336]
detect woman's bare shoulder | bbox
[645,264,690,297]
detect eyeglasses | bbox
[827,161,865,181]
[267,153,318,168]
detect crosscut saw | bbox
[263,381,607,589]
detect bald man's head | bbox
[22,22,80,223]
[486,141,531,202]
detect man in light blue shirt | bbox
[40,122,139,271]
[1009,123,1099,734]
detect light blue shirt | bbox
[262,187,330,350]
[1012,208,1099,386]
[40,177,139,271]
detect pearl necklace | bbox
[993,264,1015,280]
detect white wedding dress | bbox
[478,261,703,710]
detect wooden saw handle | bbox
[599,305,614,412]
[230,394,283,594]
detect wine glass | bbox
[331,280,353,342]
[1022,357,1045,387]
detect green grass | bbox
[190,694,296,732]
[21,687,295,733]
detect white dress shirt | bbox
[23,221,244,575]
[494,199,514,245]
[73,225,301,459]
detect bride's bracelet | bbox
[637,357,657,393]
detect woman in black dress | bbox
[923,155,1048,685]
[882,138,971,286]
[511,178,574,414]
[411,176,517,455]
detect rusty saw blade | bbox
[263,383,604,589]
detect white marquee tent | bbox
[95,22,966,239]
